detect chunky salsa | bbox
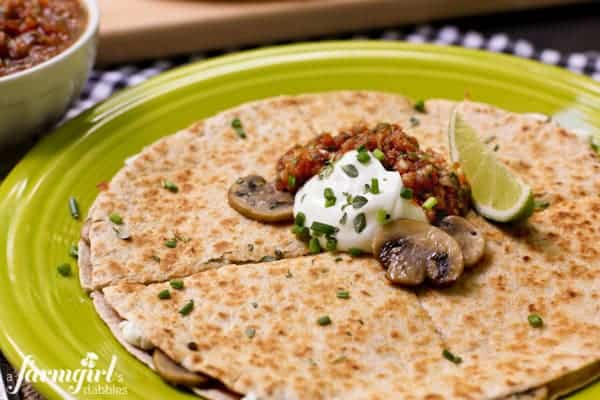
[276,123,472,222]
[0,0,86,77]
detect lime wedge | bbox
[448,107,534,222]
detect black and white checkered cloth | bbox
[65,24,600,121]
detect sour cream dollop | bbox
[119,320,154,350]
[294,150,426,253]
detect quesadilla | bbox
[83,91,600,399]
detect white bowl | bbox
[0,0,99,147]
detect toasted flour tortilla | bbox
[86,91,600,398]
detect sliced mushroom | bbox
[372,219,464,286]
[438,216,485,267]
[228,175,294,223]
[153,349,211,387]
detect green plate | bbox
[0,42,598,399]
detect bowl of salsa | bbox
[0,0,99,147]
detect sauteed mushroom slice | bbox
[228,175,294,223]
[372,219,464,286]
[153,349,211,387]
[438,216,485,267]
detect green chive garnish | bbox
[309,238,322,254]
[109,213,123,225]
[339,212,347,225]
[162,180,179,193]
[170,280,184,290]
[317,315,332,326]
[57,263,71,277]
[295,212,306,227]
[334,256,343,262]
[69,244,79,259]
[376,209,391,225]
[414,99,426,113]
[287,175,296,189]
[370,178,380,194]
[319,163,334,179]
[260,255,277,262]
[326,237,338,252]
[286,270,293,278]
[151,255,161,262]
[356,149,370,164]
[342,164,359,178]
[324,187,336,207]
[423,197,438,210]
[349,247,363,257]
[400,187,413,199]
[245,327,256,338]
[533,199,550,211]
[442,349,462,364]
[591,134,600,154]
[333,356,347,363]
[311,221,338,236]
[528,313,544,328]
[410,116,420,127]
[373,148,385,161]
[231,117,246,139]
[352,195,368,209]
[69,197,80,220]
[179,300,194,316]
[165,239,178,248]
[291,225,310,241]
[353,213,366,233]
[336,290,350,299]
[158,289,171,299]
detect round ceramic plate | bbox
[0,42,598,400]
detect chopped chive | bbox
[179,300,194,316]
[295,212,306,227]
[308,238,322,254]
[353,213,366,234]
[165,239,178,248]
[349,247,363,257]
[291,225,310,241]
[311,221,338,236]
[442,349,462,364]
[533,199,550,211]
[287,175,296,189]
[170,280,184,290]
[410,116,420,127]
[376,209,391,225]
[231,117,246,138]
[319,163,334,179]
[286,270,293,278]
[356,149,370,164]
[373,148,385,161]
[245,327,256,338]
[69,197,80,220]
[57,263,71,277]
[151,255,161,263]
[493,144,500,152]
[162,180,179,193]
[528,313,544,328]
[69,244,79,259]
[158,289,171,299]
[326,237,338,252]
[109,213,123,225]
[414,99,426,113]
[336,290,350,299]
[352,195,368,209]
[317,315,332,326]
[339,212,348,225]
[423,197,438,210]
[592,134,600,154]
[260,255,277,262]
[334,256,343,262]
[333,355,347,364]
[341,164,359,178]
[370,178,380,194]
[400,187,413,200]
[324,187,336,207]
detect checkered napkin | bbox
[3,24,600,400]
